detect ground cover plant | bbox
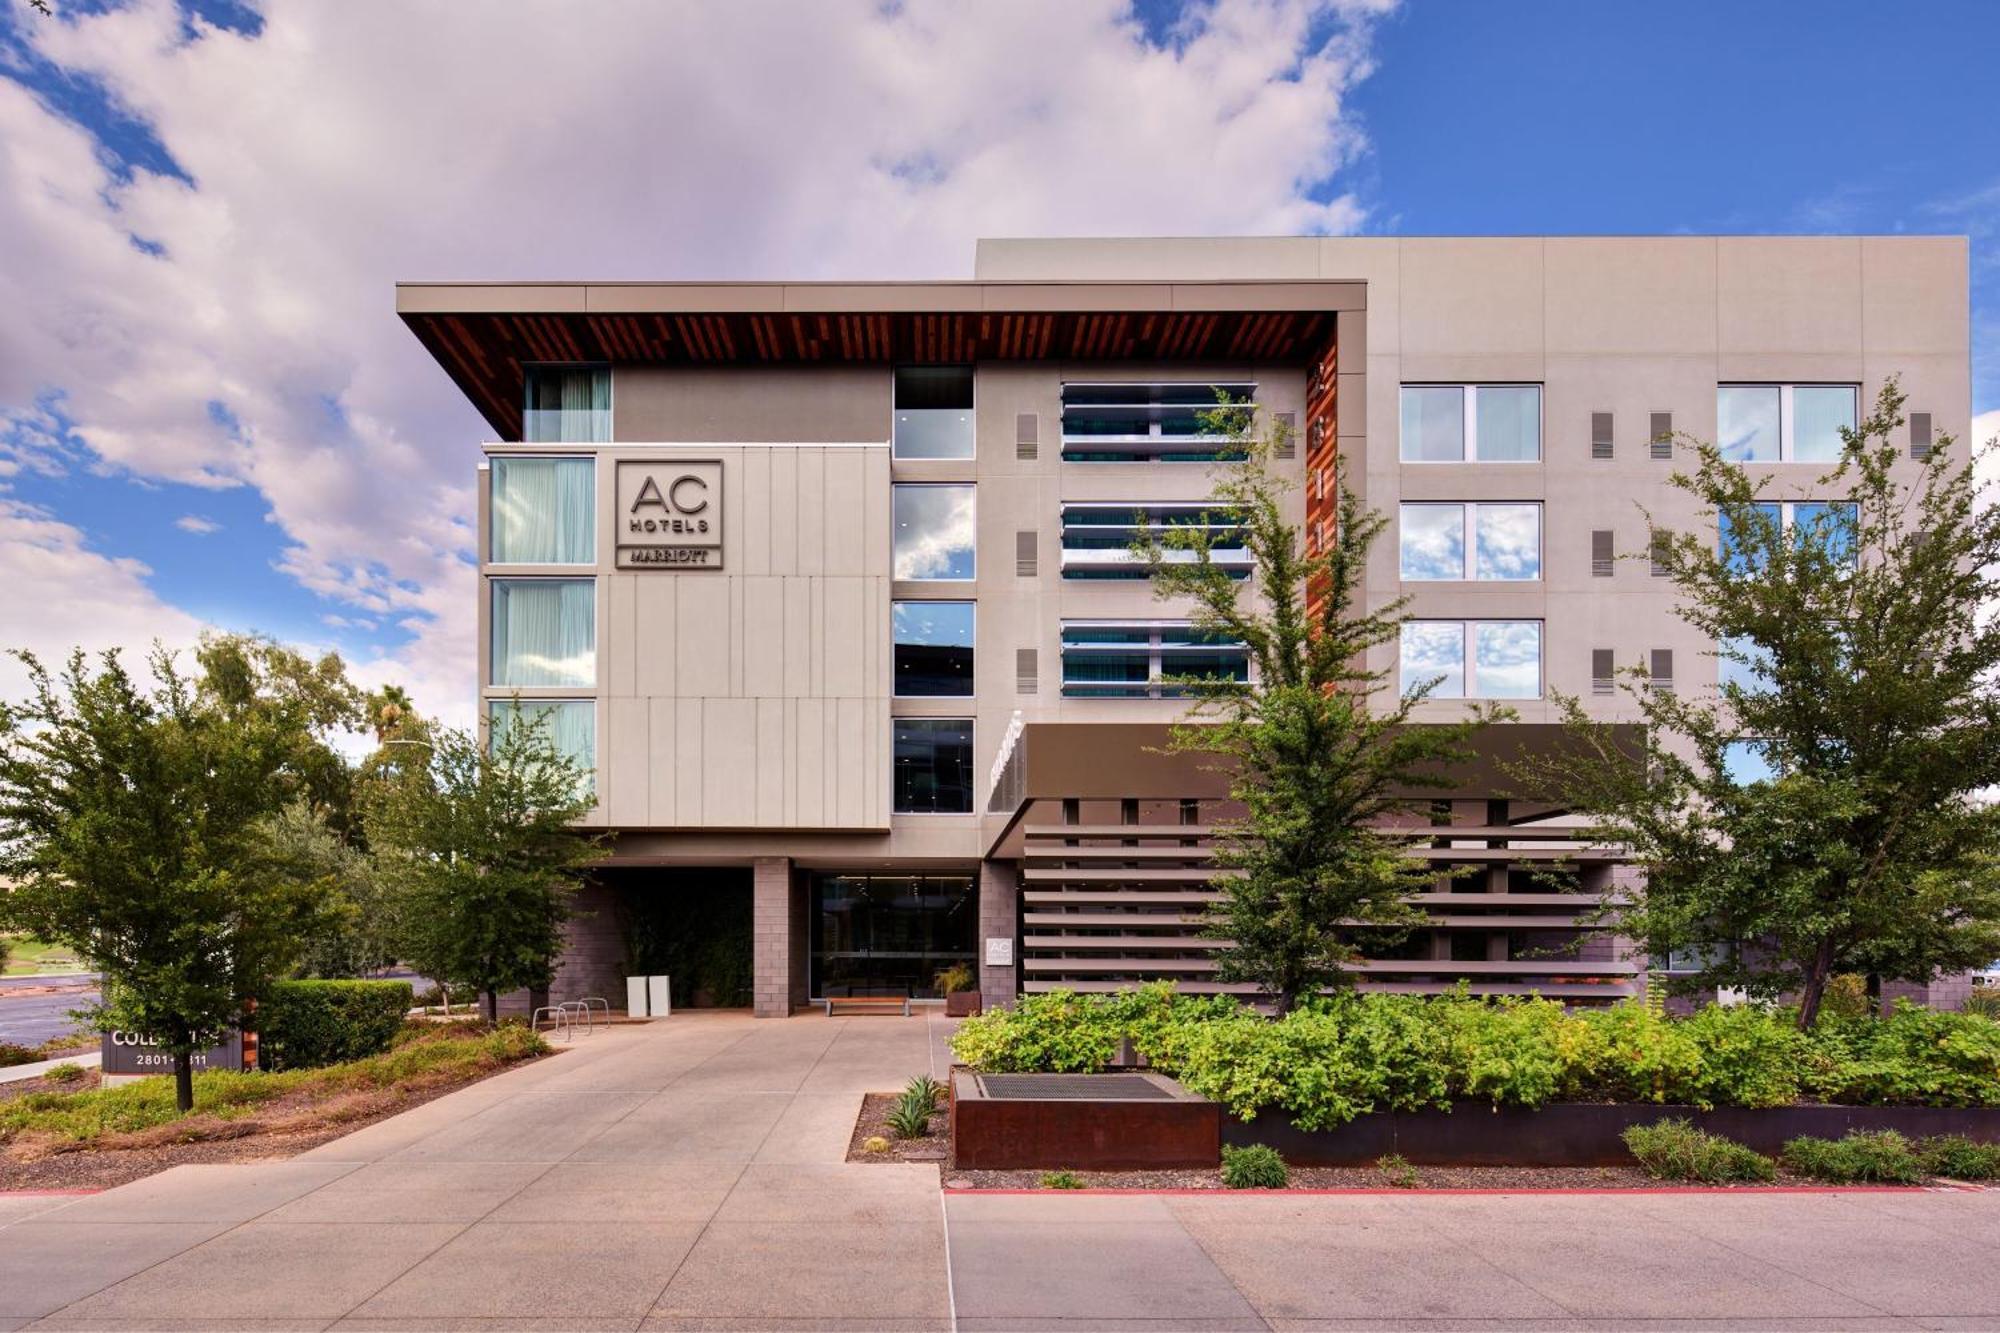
[950,984,2000,1130]
[1781,1130,1926,1184]
[1915,1134,2000,1180]
[1220,1143,1288,1188]
[0,1021,545,1159]
[1622,1118,1777,1183]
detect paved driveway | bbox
[3,1010,1999,1331]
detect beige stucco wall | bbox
[978,235,1971,724]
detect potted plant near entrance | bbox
[936,964,981,1017]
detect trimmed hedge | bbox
[257,979,414,1071]
[950,984,2000,1131]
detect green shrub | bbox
[1040,1170,1084,1189]
[1782,1130,1925,1183]
[1802,1004,2000,1107]
[1819,974,1874,1021]
[1961,989,2000,1020]
[42,1062,86,1084]
[1675,1004,1810,1109]
[1621,1118,1777,1183]
[257,980,414,1071]
[1376,1152,1420,1188]
[0,1042,39,1068]
[933,964,974,996]
[1914,1135,2000,1180]
[1220,1143,1289,1189]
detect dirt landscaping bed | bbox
[939,1164,1935,1191]
[845,1089,948,1164]
[0,1023,555,1192]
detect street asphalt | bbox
[1,1009,1996,1330]
[0,974,98,1048]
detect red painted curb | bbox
[0,1188,102,1196]
[942,1185,1937,1197]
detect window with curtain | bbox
[523,366,611,443]
[491,579,596,686]
[491,457,595,564]
[487,698,596,791]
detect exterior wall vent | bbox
[1591,529,1614,578]
[1016,412,1039,460]
[1015,530,1038,578]
[1649,648,1675,693]
[1016,648,1038,695]
[1650,411,1674,460]
[1272,411,1297,459]
[1911,412,1933,461]
[1592,648,1615,695]
[1591,412,1614,460]
[1650,534,1671,577]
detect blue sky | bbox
[0,0,1993,723]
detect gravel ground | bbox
[845,1089,949,1164]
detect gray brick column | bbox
[753,856,795,1018]
[550,878,628,1009]
[978,860,1020,1011]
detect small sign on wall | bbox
[615,459,723,569]
[984,937,1014,968]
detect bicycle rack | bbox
[530,1005,573,1042]
[561,1000,592,1036]
[577,996,611,1029]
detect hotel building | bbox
[397,234,1970,1015]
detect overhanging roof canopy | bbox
[396,279,1361,440]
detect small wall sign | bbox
[615,459,723,569]
[984,938,1014,968]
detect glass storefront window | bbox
[893,717,973,813]
[810,874,976,1000]
[893,601,974,697]
[491,456,595,564]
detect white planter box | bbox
[626,976,650,1018]
[647,975,672,1019]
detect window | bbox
[1717,634,1773,694]
[1718,502,1857,572]
[1060,621,1250,699]
[894,718,973,814]
[811,874,975,1000]
[1400,385,1541,462]
[490,579,595,687]
[893,367,974,460]
[1059,503,1249,580]
[487,698,595,791]
[892,484,975,580]
[1398,503,1540,581]
[1400,621,1542,699]
[490,456,595,564]
[1060,382,1255,462]
[1717,385,1857,463]
[892,602,974,697]
[523,366,610,443]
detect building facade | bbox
[398,234,1970,1015]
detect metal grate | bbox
[979,1073,1173,1101]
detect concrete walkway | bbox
[2,1011,1998,1331]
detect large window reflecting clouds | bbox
[491,578,595,686]
[1399,621,1465,698]
[893,484,976,580]
[1399,504,1464,579]
[1401,621,1541,699]
[1718,385,1780,462]
[1400,503,1540,581]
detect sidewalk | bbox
[0,1049,100,1085]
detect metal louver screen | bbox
[1592,649,1615,695]
[1016,413,1039,460]
[1591,530,1614,577]
[1015,530,1038,577]
[1650,412,1673,460]
[1650,649,1675,692]
[1016,648,1037,695]
[1273,411,1297,459]
[1591,412,1614,460]
[1911,412,1932,461]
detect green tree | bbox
[1139,405,1500,1014]
[365,705,601,1023]
[1517,382,2000,1028]
[259,801,400,979]
[0,647,349,1109]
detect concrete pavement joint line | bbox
[1622,1192,1904,1320]
[1167,1204,1274,1333]
[1820,1185,2000,1254]
[939,1178,959,1333]
[1374,1191,1588,1321]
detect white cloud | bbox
[174,513,219,534]
[0,496,207,701]
[0,0,1394,726]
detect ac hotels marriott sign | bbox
[616,459,723,569]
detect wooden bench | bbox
[821,995,911,1017]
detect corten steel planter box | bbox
[1226,1101,2000,1167]
[945,991,983,1018]
[950,1069,1220,1170]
